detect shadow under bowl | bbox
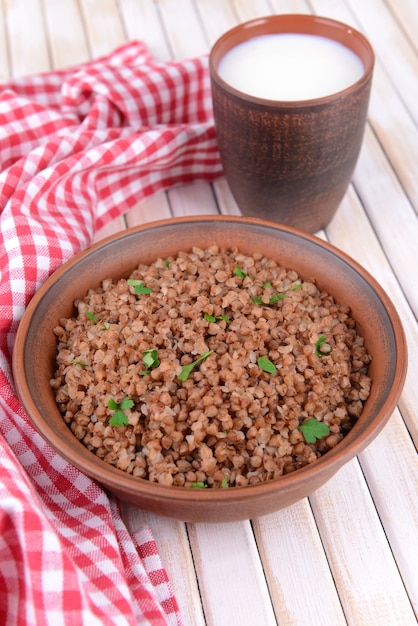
[13,216,407,522]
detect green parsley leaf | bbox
[100,321,110,331]
[71,359,88,368]
[234,264,247,279]
[269,293,286,304]
[251,281,286,305]
[141,349,160,374]
[109,410,128,427]
[220,477,229,488]
[127,279,153,295]
[108,397,134,427]
[178,350,214,381]
[291,283,302,291]
[119,398,135,410]
[204,313,231,324]
[298,418,330,443]
[143,349,160,369]
[257,356,277,374]
[86,311,98,324]
[315,335,332,357]
[190,482,207,488]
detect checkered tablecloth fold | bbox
[0,41,223,625]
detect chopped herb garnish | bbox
[234,264,247,279]
[165,259,171,267]
[315,335,332,357]
[269,293,286,304]
[190,482,207,488]
[204,313,231,324]
[291,283,302,291]
[86,312,109,330]
[140,349,160,374]
[71,359,88,367]
[298,418,330,443]
[108,397,134,427]
[127,279,153,295]
[251,282,286,305]
[257,356,277,374]
[251,293,284,305]
[221,477,229,488]
[86,311,98,324]
[178,350,214,381]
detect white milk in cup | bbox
[217,33,365,101]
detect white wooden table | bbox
[3,1,417,625]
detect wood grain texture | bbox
[253,500,347,626]
[187,521,277,626]
[310,459,417,625]
[43,0,89,68]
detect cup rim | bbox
[209,13,375,107]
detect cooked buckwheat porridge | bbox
[50,246,372,488]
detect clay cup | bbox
[209,14,374,233]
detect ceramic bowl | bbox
[13,216,407,522]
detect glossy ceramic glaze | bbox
[13,217,407,522]
[209,15,375,233]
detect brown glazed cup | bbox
[209,15,374,233]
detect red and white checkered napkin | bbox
[0,42,223,625]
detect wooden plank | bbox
[270,0,312,13]
[42,0,89,68]
[4,0,50,76]
[308,0,418,214]
[194,0,238,47]
[352,0,418,119]
[310,459,417,625]
[79,0,125,58]
[213,179,241,216]
[352,126,418,316]
[118,0,172,61]
[358,409,418,616]
[320,0,418,124]
[367,65,418,211]
[187,521,277,626]
[168,181,219,217]
[125,191,172,226]
[158,0,208,58]
[0,0,10,81]
[231,0,273,21]
[253,500,347,626]
[120,506,206,626]
[384,0,418,54]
